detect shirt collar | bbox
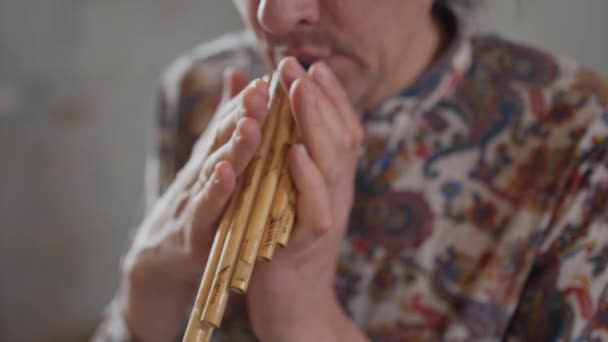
[360,16,473,179]
[363,19,473,124]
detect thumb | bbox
[286,144,333,249]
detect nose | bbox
[257,0,320,35]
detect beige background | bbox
[0,1,606,340]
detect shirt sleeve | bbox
[505,108,608,341]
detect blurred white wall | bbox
[0,2,243,341]
[480,0,608,73]
[0,1,606,341]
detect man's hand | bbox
[246,58,367,342]
[120,57,367,342]
[121,69,269,342]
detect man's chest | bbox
[334,121,570,339]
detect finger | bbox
[300,73,349,149]
[201,116,262,181]
[189,80,268,196]
[221,67,248,103]
[289,77,344,181]
[278,57,307,139]
[278,57,307,93]
[211,80,269,151]
[287,144,333,247]
[308,62,364,140]
[188,161,236,259]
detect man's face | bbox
[233,0,436,110]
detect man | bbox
[95,0,608,341]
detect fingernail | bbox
[252,78,268,91]
[280,57,306,84]
[291,78,315,101]
[212,163,222,184]
[233,127,242,144]
[311,62,331,84]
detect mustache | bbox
[262,29,355,61]
[265,30,332,48]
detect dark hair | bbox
[434,0,481,14]
[432,0,479,36]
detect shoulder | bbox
[469,33,608,112]
[443,33,607,212]
[464,33,607,138]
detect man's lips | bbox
[275,47,330,69]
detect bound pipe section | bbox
[182,71,297,342]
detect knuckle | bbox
[122,251,150,285]
[173,191,191,218]
[173,165,197,190]
[242,81,261,102]
[214,105,245,145]
[325,164,342,183]
[187,219,214,260]
[217,98,236,122]
[341,127,363,151]
[199,147,229,182]
[354,126,364,144]
[251,78,266,90]
[191,185,211,209]
[341,132,355,150]
[316,213,333,234]
[201,160,215,182]
[189,189,203,208]
[209,128,223,151]
[221,112,244,143]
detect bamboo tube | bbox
[230,85,293,291]
[277,136,297,247]
[276,191,296,246]
[197,326,213,342]
[182,184,239,341]
[200,73,283,327]
[258,158,292,259]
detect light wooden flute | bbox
[182,71,296,342]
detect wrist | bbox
[92,296,137,342]
[258,293,366,342]
[121,277,184,342]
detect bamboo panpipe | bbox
[182,71,296,342]
[231,82,293,291]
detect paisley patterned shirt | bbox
[94,22,608,342]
